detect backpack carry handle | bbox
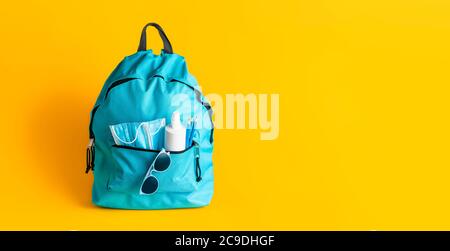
[138,23,173,54]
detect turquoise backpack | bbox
[86,23,214,209]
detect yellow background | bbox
[1,0,450,230]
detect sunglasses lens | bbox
[154,153,171,172]
[141,176,158,194]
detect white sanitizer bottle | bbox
[165,111,186,151]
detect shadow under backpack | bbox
[86,23,214,209]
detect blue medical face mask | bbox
[109,118,166,150]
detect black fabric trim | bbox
[137,23,173,53]
[112,142,196,154]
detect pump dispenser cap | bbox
[171,111,182,129]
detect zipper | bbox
[170,79,214,144]
[88,106,99,139]
[90,77,211,140]
[194,142,202,182]
[112,142,202,182]
[85,139,95,173]
[170,79,211,111]
[112,142,196,154]
[104,77,139,101]
[88,78,139,139]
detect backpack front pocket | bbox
[108,143,200,195]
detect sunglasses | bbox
[140,149,171,195]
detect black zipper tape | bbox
[111,142,196,154]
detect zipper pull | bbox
[85,139,95,173]
[194,142,202,182]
